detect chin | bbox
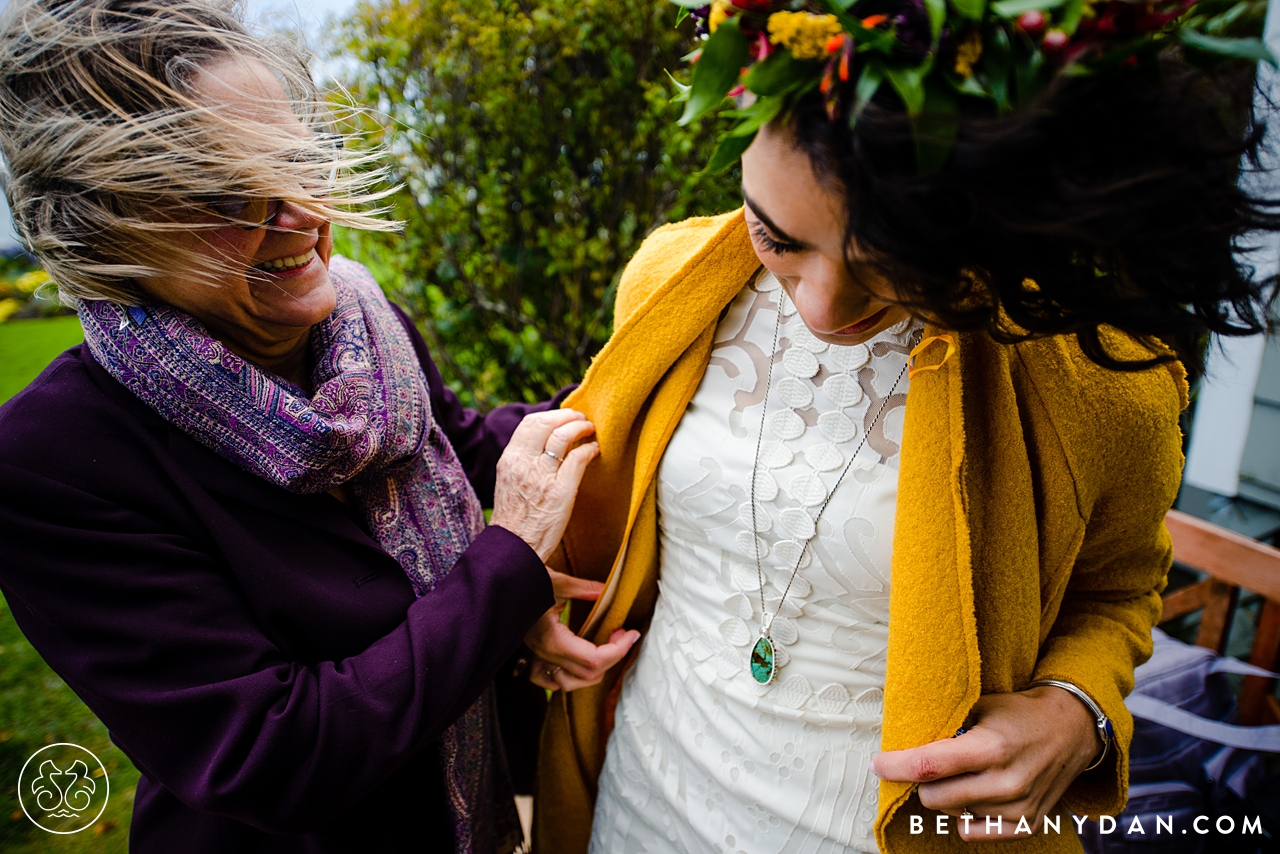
[804,309,905,347]
[248,269,337,329]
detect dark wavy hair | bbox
[789,54,1279,378]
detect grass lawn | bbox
[1,316,138,851]
[0,315,84,405]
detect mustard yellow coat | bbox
[533,210,1188,854]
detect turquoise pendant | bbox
[750,636,776,685]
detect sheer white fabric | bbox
[590,272,923,854]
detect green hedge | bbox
[336,0,738,409]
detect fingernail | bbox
[868,755,880,778]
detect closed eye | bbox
[750,222,801,256]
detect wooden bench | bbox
[1161,509,1280,726]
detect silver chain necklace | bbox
[747,292,908,686]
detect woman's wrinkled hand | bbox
[490,409,598,562]
[870,685,1101,842]
[526,569,641,692]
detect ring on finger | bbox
[960,807,975,821]
[543,449,563,464]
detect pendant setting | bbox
[750,635,776,685]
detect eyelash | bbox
[750,222,799,256]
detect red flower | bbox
[755,31,774,61]
[730,0,773,10]
[861,14,888,27]
[826,33,846,54]
[1042,29,1069,51]
[1017,10,1045,35]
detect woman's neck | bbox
[217,327,316,395]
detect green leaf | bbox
[852,60,886,121]
[1012,30,1047,107]
[945,71,989,98]
[951,0,988,21]
[915,79,960,172]
[979,21,1012,110]
[885,58,932,115]
[706,131,756,172]
[744,50,812,96]
[665,68,692,102]
[925,0,946,42]
[1179,30,1277,66]
[726,95,785,136]
[668,0,710,7]
[675,6,691,27]
[1057,0,1086,36]
[680,18,751,126]
[990,0,1066,17]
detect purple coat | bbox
[0,305,559,852]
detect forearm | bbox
[1,478,553,832]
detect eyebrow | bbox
[742,189,810,250]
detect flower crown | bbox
[671,0,1273,171]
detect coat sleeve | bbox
[389,302,575,507]
[1026,348,1186,817]
[0,459,554,834]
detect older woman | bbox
[0,1,638,852]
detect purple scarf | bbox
[79,256,521,854]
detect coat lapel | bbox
[877,330,983,845]
[560,213,761,628]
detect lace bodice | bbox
[590,271,923,853]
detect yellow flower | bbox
[709,0,732,33]
[15,269,51,296]
[0,297,22,323]
[767,11,844,62]
[953,30,984,78]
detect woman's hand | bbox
[490,409,599,562]
[526,569,641,692]
[870,685,1101,841]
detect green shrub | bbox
[336,0,738,409]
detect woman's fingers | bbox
[871,735,990,785]
[505,409,586,455]
[549,569,603,603]
[543,418,596,460]
[534,630,640,691]
[555,440,600,493]
[525,611,640,685]
[491,409,599,560]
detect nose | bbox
[270,200,328,231]
[788,255,866,334]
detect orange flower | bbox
[861,14,888,27]
[826,33,846,54]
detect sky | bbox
[0,0,362,253]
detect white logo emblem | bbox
[17,743,110,834]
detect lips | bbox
[832,307,890,336]
[254,248,315,273]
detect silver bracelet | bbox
[1027,679,1114,772]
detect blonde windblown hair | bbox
[0,0,395,305]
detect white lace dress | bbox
[589,270,923,854]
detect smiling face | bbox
[740,121,911,347]
[138,56,335,373]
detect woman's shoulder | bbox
[1010,328,1188,414]
[0,344,165,487]
[614,209,748,325]
[1007,329,1187,494]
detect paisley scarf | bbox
[79,256,521,854]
